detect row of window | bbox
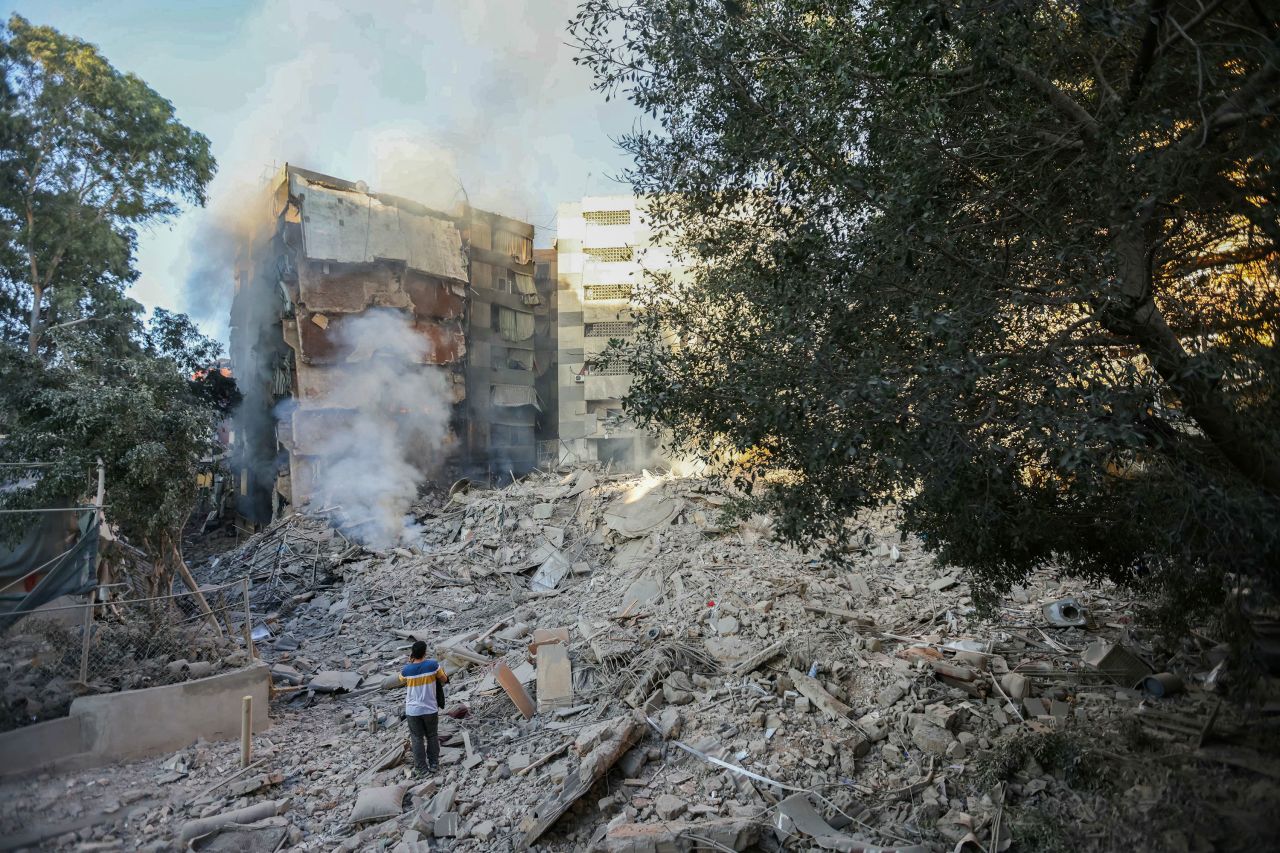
[493,346,533,371]
[490,304,535,341]
[583,246,633,263]
[495,231,533,264]
[583,209,631,226]
[587,361,631,376]
[585,321,634,338]
[584,284,633,301]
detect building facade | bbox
[457,209,541,479]
[229,165,542,524]
[555,195,679,467]
[533,247,559,468]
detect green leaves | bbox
[0,16,222,563]
[0,313,225,548]
[0,14,215,354]
[575,0,1280,615]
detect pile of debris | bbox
[2,466,1272,851]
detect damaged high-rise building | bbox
[229,165,545,526]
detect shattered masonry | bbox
[4,466,1248,850]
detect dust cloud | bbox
[308,309,453,548]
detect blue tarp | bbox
[0,508,99,633]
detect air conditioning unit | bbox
[574,374,585,384]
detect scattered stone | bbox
[655,793,687,821]
[1000,672,1030,700]
[433,813,459,838]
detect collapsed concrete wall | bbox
[0,664,271,778]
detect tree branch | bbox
[1005,62,1099,141]
[1128,0,1172,101]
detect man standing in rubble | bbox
[400,640,447,775]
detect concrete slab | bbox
[536,643,572,714]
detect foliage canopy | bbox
[0,15,221,576]
[0,13,215,356]
[573,1,1280,607]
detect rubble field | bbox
[2,467,1277,852]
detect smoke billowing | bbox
[163,1,636,535]
[309,310,453,548]
[174,0,635,338]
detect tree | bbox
[573,2,1280,613]
[0,17,222,594]
[0,313,225,593]
[0,14,215,356]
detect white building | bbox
[555,195,681,467]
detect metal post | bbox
[242,577,254,660]
[78,600,92,683]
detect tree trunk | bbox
[1111,226,1280,495]
[27,280,42,356]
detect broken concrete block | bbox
[618,571,663,614]
[655,794,687,821]
[603,489,683,538]
[730,641,785,676]
[528,626,570,655]
[714,616,740,635]
[1000,672,1030,700]
[532,503,555,519]
[603,817,760,853]
[1081,640,1151,687]
[536,642,573,713]
[663,670,695,705]
[179,799,291,842]
[269,663,303,684]
[703,636,754,668]
[878,683,906,707]
[656,706,683,740]
[530,548,572,592]
[911,720,955,755]
[433,812,459,838]
[508,754,531,773]
[497,622,532,641]
[789,668,854,722]
[519,713,645,847]
[618,746,648,777]
[566,469,596,496]
[472,820,495,841]
[778,793,926,853]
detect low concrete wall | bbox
[0,664,271,778]
[0,714,88,777]
[73,663,271,761]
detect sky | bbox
[8,0,638,342]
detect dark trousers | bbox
[407,712,439,771]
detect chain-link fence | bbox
[0,580,257,733]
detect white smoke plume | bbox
[308,309,452,548]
